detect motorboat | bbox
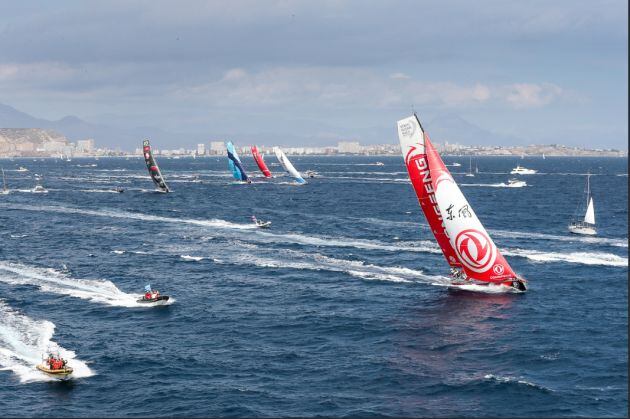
[17,166,28,172]
[31,184,48,193]
[252,215,271,228]
[36,349,73,380]
[506,178,527,188]
[510,165,537,175]
[304,170,318,178]
[137,285,170,305]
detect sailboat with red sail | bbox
[397,114,527,292]
[251,146,272,178]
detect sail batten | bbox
[142,139,170,192]
[251,146,272,177]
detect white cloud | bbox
[504,83,563,108]
[173,67,564,110]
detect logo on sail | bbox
[454,229,496,273]
[492,264,504,275]
[398,120,416,138]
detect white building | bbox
[77,139,95,153]
[209,141,226,155]
[337,141,361,154]
[196,143,206,156]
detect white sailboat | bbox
[273,147,306,184]
[465,157,475,177]
[568,173,596,235]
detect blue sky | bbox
[0,1,627,148]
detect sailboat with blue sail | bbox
[226,142,250,183]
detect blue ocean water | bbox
[0,155,627,417]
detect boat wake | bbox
[503,249,628,267]
[0,203,257,231]
[0,261,149,307]
[0,300,94,383]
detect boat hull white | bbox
[568,224,596,235]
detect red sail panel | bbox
[251,146,272,177]
[397,115,462,268]
[424,136,517,283]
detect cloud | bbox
[173,67,563,110]
[504,83,564,108]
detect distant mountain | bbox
[427,113,526,146]
[0,103,184,150]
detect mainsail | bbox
[273,147,306,184]
[398,114,517,283]
[251,146,272,177]
[397,115,461,268]
[226,141,249,182]
[142,139,170,192]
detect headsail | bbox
[424,131,517,283]
[584,198,595,224]
[273,147,306,184]
[142,139,170,193]
[397,115,462,268]
[251,146,272,177]
[226,141,249,182]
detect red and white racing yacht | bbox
[397,114,527,292]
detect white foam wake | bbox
[0,261,146,307]
[0,203,257,231]
[229,248,445,284]
[0,300,94,383]
[503,249,628,267]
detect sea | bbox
[0,155,627,417]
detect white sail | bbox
[273,147,306,184]
[584,197,595,225]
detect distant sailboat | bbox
[1,168,9,194]
[251,145,272,178]
[568,173,596,235]
[226,141,250,183]
[274,147,306,184]
[475,160,479,174]
[465,157,475,177]
[542,153,546,160]
[397,113,527,292]
[142,139,170,193]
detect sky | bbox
[0,0,627,149]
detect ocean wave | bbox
[0,261,148,307]
[0,300,94,383]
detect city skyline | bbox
[0,1,627,150]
